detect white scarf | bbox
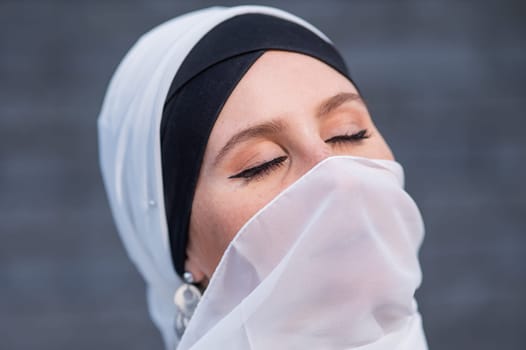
[177,156,427,350]
[97,5,427,349]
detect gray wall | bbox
[1,0,524,349]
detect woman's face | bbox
[186,51,394,282]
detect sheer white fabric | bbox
[177,156,427,350]
[97,5,429,349]
[97,5,334,349]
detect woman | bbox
[98,5,428,350]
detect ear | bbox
[184,242,207,284]
[184,258,206,284]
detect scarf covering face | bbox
[177,156,428,350]
[98,5,427,350]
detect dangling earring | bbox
[174,271,202,338]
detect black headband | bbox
[160,13,353,278]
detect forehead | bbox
[208,51,357,146]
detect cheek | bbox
[209,188,272,239]
[190,184,273,274]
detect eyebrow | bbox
[316,92,363,118]
[213,119,285,166]
[213,91,363,166]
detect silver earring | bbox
[174,271,202,338]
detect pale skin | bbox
[185,51,394,284]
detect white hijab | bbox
[98,5,428,350]
[97,5,334,349]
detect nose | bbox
[298,138,332,173]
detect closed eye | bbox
[229,155,288,182]
[228,129,369,183]
[325,129,370,144]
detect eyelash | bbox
[229,129,369,182]
[324,129,370,144]
[229,155,288,181]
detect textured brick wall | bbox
[1,1,524,349]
